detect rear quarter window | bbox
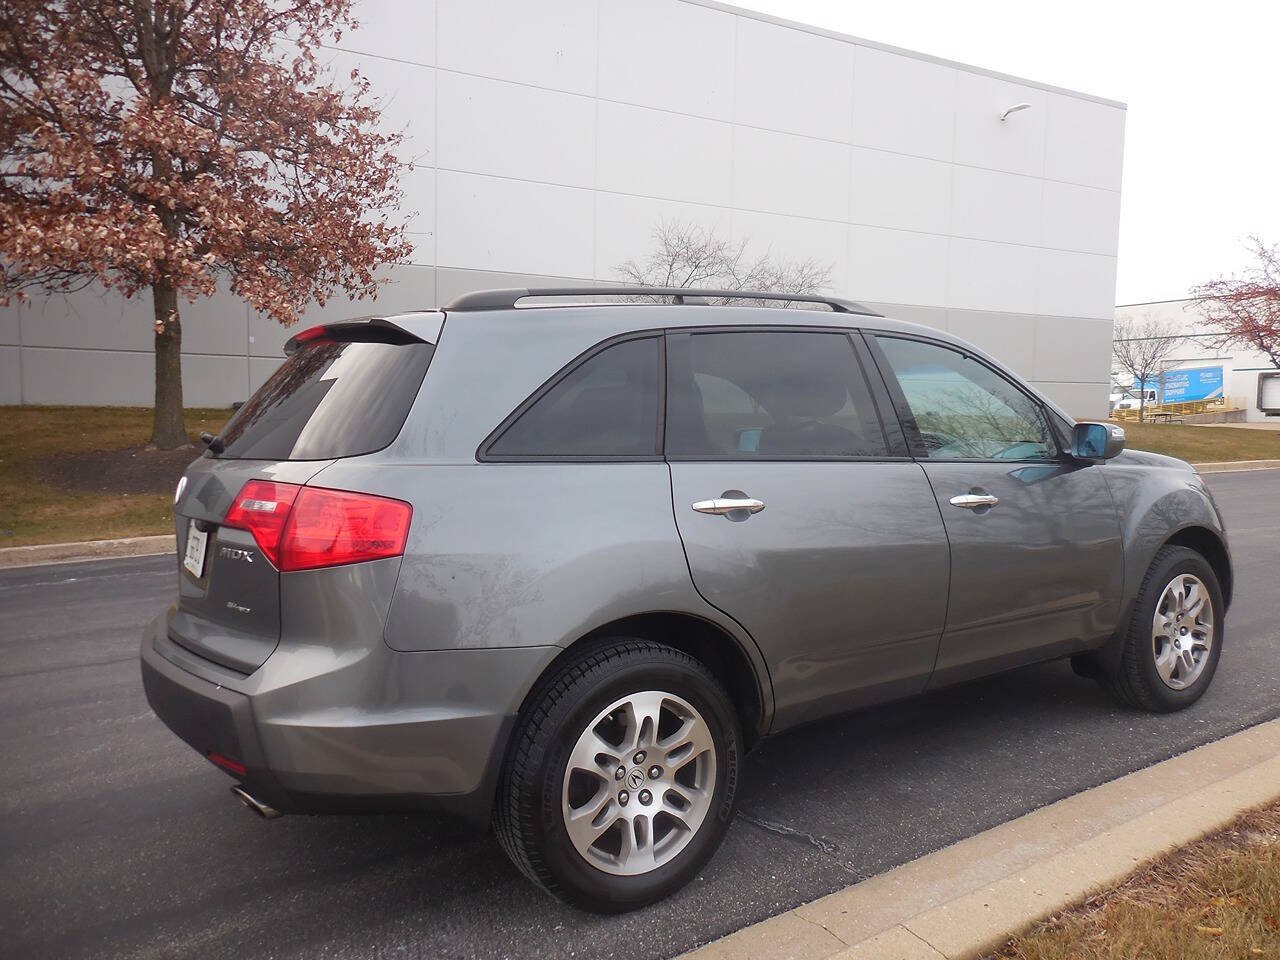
[215,339,434,461]
[485,336,662,459]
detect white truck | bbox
[1110,387,1158,412]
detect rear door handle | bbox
[692,498,765,516]
[949,493,999,510]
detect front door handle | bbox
[692,497,766,516]
[949,493,999,510]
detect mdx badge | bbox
[219,546,255,563]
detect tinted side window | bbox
[874,336,1056,461]
[666,331,888,458]
[488,336,661,458]
[216,339,434,461]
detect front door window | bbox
[874,336,1055,461]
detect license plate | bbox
[183,520,208,578]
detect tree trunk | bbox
[151,281,186,449]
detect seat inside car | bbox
[756,373,863,456]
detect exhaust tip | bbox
[231,784,282,820]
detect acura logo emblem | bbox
[626,768,645,790]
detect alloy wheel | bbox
[561,690,717,876]
[1151,573,1214,690]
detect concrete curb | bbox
[1193,459,1280,473]
[0,534,176,569]
[680,717,1280,960]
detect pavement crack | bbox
[738,812,844,859]
[902,924,946,957]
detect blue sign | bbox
[1160,366,1223,403]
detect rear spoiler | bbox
[283,317,430,355]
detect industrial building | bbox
[0,0,1126,416]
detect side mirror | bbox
[1072,422,1125,462]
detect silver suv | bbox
[142,287,1232,911]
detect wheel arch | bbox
[1083,517,1232,680]
[1164,524,1233,608]
[516,612,772,749]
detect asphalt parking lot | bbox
[2,469,1278,960]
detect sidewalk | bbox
[0,534,175,569]
[680,717,1280,960]
[1190,420,1280,431]
[1193,458,1280,473]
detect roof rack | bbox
[441,286,883,316]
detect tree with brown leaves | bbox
[1190,237,1280,370]
[0,0,412,447]
[615,221,832,307]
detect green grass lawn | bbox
[0,406,228,547]
[1114,421,1280,464]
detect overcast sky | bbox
[734,0,1280,305]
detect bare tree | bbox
[614,221,832,306]
[1111,313,1184,421]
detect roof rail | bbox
[441,286,883,316]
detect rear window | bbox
[214,339,434,460]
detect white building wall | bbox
[0,0,1126,416]
[1113,299,1279,422]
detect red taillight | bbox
[222,480,411,572]
[279,486,412,571]
[222,480,301,568]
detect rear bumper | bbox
[140,632,293,809]
[140,611,557,825]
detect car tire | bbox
[1102,545,1225,712]
[495,639,741,912]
